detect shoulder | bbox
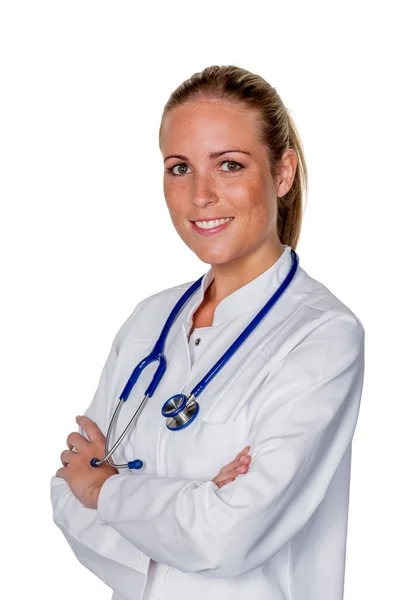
[289,263,361,320]
[280,263,365,363]
[112,277,198,348]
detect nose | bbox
[191,172,219,209]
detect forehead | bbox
[160,99,262,149]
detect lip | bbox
[190,217,233,222]
[190,217,234,236]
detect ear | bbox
[276,149,298,198]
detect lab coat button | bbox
[194,338,201,345]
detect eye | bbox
[165,160,244,176]
[220,160,244,172]
[165,163,191,176]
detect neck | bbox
[206,239,285,307]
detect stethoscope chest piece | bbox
[162,393,200,430]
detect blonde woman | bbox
[51,65,365,600]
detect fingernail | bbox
[239,456,247,462]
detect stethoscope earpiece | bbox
[127,459,144,470]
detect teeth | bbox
[194,217,234,229]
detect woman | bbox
[50,65,365,600]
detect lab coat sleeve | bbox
[96,311,365,578]
[50,300,150,600]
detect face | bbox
[159,98,296,267]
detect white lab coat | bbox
[50,245,365,600]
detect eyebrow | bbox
[163,149,251,163]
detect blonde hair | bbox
[159,65,308,250]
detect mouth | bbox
[190,216,234,236]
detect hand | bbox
[212,446,252,489]
[56,415,119,509]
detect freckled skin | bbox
[159,97,298,305]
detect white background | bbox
[1,1,398,598]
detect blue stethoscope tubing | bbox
[90,249,299,470]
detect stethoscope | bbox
[90,248,299,471]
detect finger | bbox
[235,454,252,471]
[67,431,89,452]
[238,454,252,465]
[55,465,67,479]
[223,456,252,480]
[76,415,105,443]
[212,461,250,487]
[234,446,251,461]
[218,451,252,478]
[60,449,75,467]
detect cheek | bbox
[249,199,272,227]
[163,183,186,218]
[235,183,272,232]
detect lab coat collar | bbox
[187,245,294,327]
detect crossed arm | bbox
[51,310,364,583]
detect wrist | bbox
[94,472,119,510]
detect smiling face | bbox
[159,98,294,267]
